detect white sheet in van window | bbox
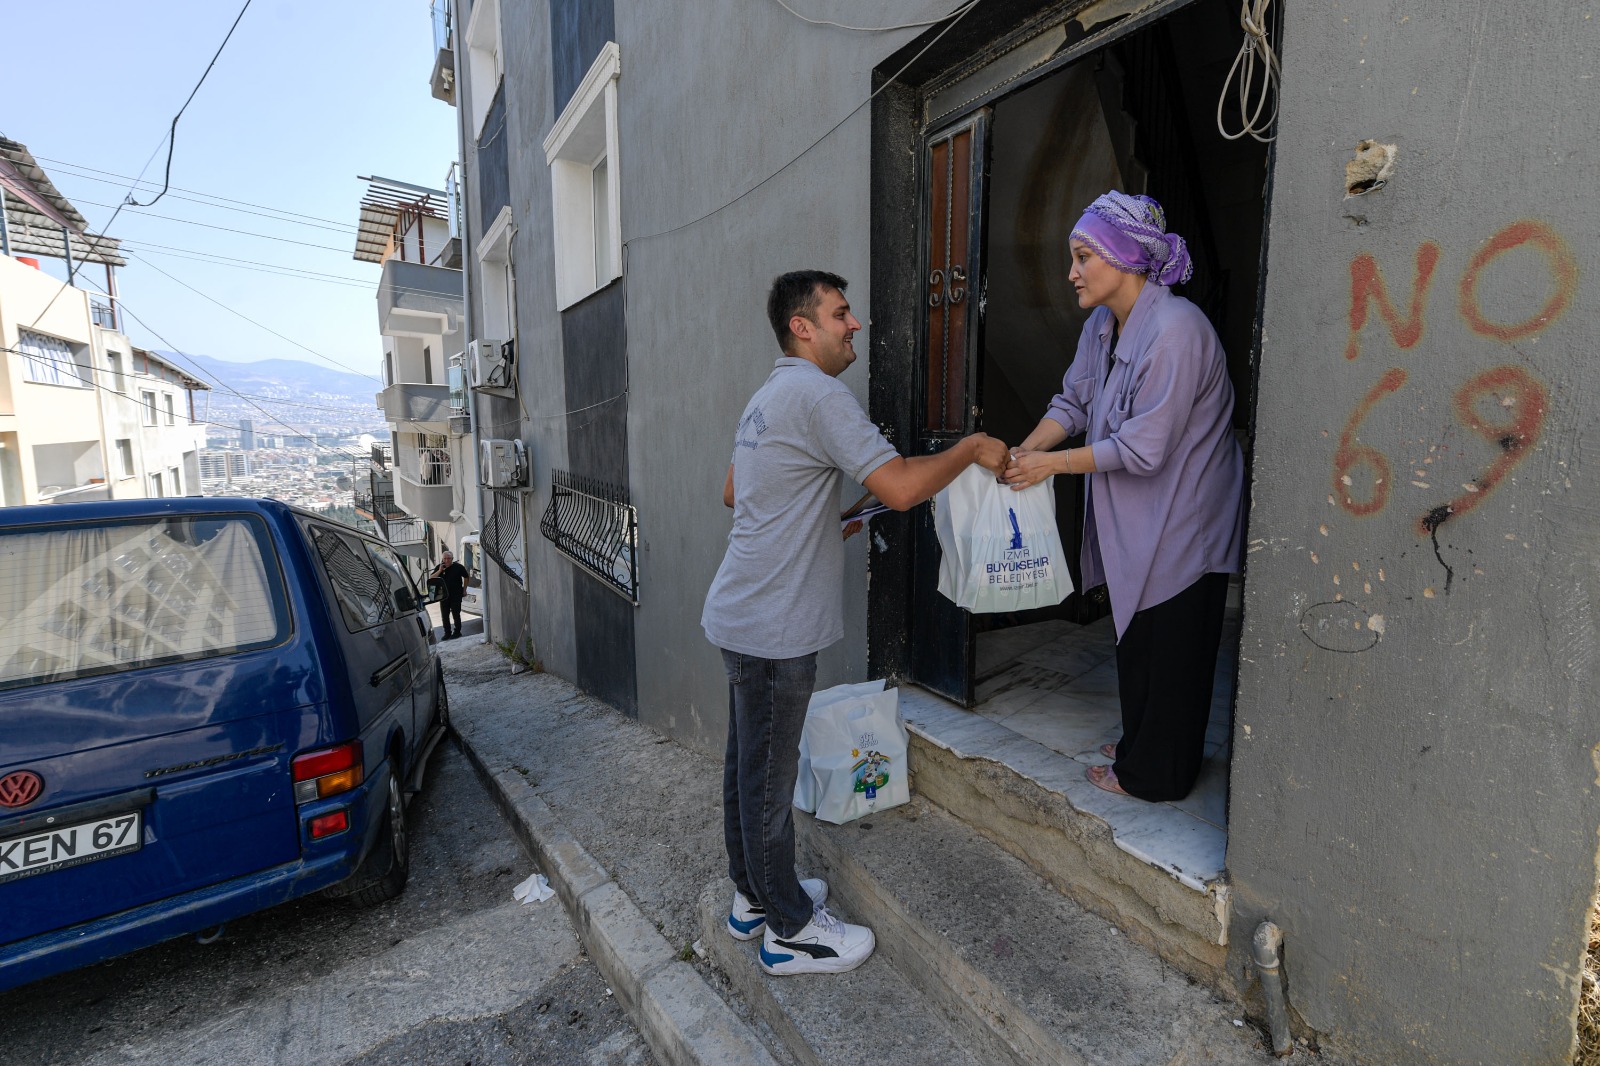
[0,517,287,690]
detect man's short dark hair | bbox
[767,270,848,354]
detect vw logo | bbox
[0,770,44,809]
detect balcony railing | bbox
[430,0,456,104]
[387,517,428,546]
[379,382,451,426]
[90,299,117,330]
[419,447,451,486]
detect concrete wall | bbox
[1227,3,1599,1062]
[614,0,944,754]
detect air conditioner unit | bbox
[480,438,527,488]
[468,338,513,391]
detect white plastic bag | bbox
[793,680,908,824]
[934,465,1072,613]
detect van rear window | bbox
[0,515,291,691]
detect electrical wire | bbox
[31,153,363,230]
[772,0,980,33]
[51,167,358,234]
[129,0,256,208]
[1216,0,1280,142]
[124,252,383,383]
[118,241,468,300]
[69,196,354,254]
[624,0,983,246]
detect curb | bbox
[451,727,780,1066]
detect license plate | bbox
[0,810,143,885]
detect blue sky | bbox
[6,0,459,381]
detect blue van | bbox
[0,497,447,990]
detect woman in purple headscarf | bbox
[1002,191,1245,802]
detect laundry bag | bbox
[934,465,1072,613]
[793,680,909,825]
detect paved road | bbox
[0,742,654,1066]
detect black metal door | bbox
[908,111,989,706]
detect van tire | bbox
[346,768,410,907]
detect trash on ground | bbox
[513,872,555,903]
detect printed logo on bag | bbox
[1006,508,1023,550]
[852,751,891,800]
[0,770,43,809]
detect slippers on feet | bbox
[1087,764,1130,796]
[1098,742,1118,760]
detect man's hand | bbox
[842,519,865,541]
[967,433,1009,477]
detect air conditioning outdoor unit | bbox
[480,438,528,489]
[468,338,513,391]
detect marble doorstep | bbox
[918,618,1241,891]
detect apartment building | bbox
[352,173,477,568]
[0,138,206,506]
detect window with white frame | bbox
[169,466,181,495]
[17,329,90,388]
[140,390,158,426]
[107,350,127,394]
[543,42,621,310]
[463,0,503,137]
[478,206,517,341]
[164,394,176,425]
[116,439,134,478]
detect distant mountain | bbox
[160,353,389,438]
[170,354,382,405]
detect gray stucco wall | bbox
[614,1,941,754]
[1228,3,1599,1062]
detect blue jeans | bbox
[720,648,818,938]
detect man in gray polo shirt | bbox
[703,270,1007,975]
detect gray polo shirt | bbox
[702,357,899,659]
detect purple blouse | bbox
[1044,282,1244,639]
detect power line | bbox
[50,167,359,235]
[771,0,979,32]
[70,195,354,254]
[119,240,464,302]
[125,251,383,383]
[130,0,256,208]
[32,154,362,231]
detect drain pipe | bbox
[1252,921,1294,1056]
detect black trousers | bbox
[1109,571,1229,802]
[441,595,463,635]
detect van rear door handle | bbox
[417,616,427,639]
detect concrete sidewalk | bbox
[439,636,1309,1066]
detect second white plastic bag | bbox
[934,464,1073,613]
[793,680,908,825]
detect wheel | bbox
[346,767,410,906]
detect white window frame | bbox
[17,330,90,389]
[116,438,135,479]
[543,42,621,310]
[477,205,517,342]
[140,389,159,427]
[463,0,503,138]
[164,393,176,426]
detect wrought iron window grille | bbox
[539,470,638,604]
[483,489,526,588]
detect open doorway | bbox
[929,0,1270,832]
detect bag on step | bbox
[793,680,909,825]
[934,465,1073,614]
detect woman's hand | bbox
[1003,448,1062,490]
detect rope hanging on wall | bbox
[1216,0,1281,142]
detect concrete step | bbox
[898,687,1234,988]
[695,881,982,1066]
[794,797,1276,1066]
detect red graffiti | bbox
[1344,241,1440,361]
[1458,220,1577,342]
[1333,368,1409,517]
[1417,366,1549,534]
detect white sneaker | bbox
[759,905,875,975]
[727,878,828,941]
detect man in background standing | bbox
[702,270,1008,976]
[430,550,467,639]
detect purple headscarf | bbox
[1069,191,1193,287]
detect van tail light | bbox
[309,810,350,838]
[293,741,364,803]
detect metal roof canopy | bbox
[353,175,446,264]
[0,137,125,266]
[135,347,211,392]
